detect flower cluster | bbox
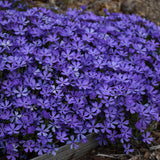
[0,0,160,159]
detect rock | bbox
[33,0,49,2]
[152,131,160,138]
[144,151,150,160]
[49,0,55,5]
[120,0,160,25]
[55,0,68,11]
[120,0,136,14]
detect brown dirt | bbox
[77,128,160,160]
[26,0,160,25]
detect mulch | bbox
[77,127,160,160]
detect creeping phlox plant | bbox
[0,0,160,159]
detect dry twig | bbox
[150,145,160,151]
[96,153,128,159]
[128,155,142,160]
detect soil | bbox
[25,0,160,25]
[77,124,160,160]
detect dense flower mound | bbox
[0,0,160,159]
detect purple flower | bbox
[96,133,107,146]
[82,34,93,42]
[49,121,61,133]
[39,70,52,81]
[24,77,41,90]
[46,33,59,42]
[0,100,12,109]
[37,135,51,146]
[66,135,79,149]
[0,39,13,50]
[120,127,132,143]
[23,140,35,153]
[117,117,129,129]
[40,87,52,98]
[19,44,35,55]
[13,86,30,98]
[10,111,22,122]
[0,123,6,137]
[27,126,36,134]
[107,129,117,143]
[142,132,153,144]
[14,96,31,108]
[100,121,109,133]
[91,102,102,115]
[13,25,27,35]
[74,127,87,142]
[77,79,92,90]
[34,143,48,156]
[97,84,112,98]
[6,123,22,135]
[0,110,13,120]
[94,58,106,69]
[104,106,117,119]
[36,124,49,137]
[44,56,57,65]
[123,143,134,155]
[48,144,59,156]
[6,151,19,160]
[69,114,81,128]
[133,43,146,55]
[62,49,74,60]
[56,131,69,143]
[86,119,100,133]
[56,77,69,87]
[0,0,12,8]
[37,98,50,109]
